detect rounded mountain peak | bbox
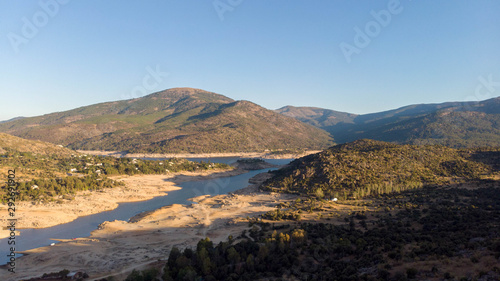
[148,88,234,104]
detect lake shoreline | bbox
[0,168,246,238]
[0,170,296,281]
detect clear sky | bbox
[1,0,499,121]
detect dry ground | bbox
[0,169,244,237]
[0,172,296,281]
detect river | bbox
[0,158,291,265]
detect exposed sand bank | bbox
[77,150,321,159]
[0,172,297,281]
[0,168,244,239]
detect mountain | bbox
[277,97,500,148]
[0,132,75,157]
[261,139,497,199]
[0,88,333,153]
[0,116,25,124]
[275,106,358,128]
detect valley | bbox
[0,90,499,281]
[3,1,498,280]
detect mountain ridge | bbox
[0,88,333,153]
[1,89,498,151]
[277,97,500,147]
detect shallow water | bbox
[0,158,291,265]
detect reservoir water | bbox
[0,158,291,265]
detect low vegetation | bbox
[25,269,89,281]
[121,184,500,281]
[232,158,277,171]
[261,139,499,200]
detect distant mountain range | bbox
[277,97,500,148]
[0,88,498,152]
[0,88,332,153]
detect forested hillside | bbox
[277,97,500,148]
[0,88,333,153]
[261,139,499,199]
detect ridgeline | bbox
[0,88,333,153]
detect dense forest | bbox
[261,139,500,200]
[0,149,230,202]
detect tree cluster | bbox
[0,150,231,202]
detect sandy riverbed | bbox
[0,168,244,238]
[0,171,296,281]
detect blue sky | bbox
[1,0,499,121]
